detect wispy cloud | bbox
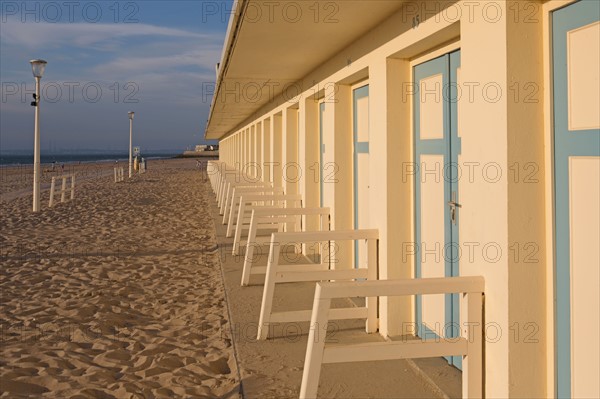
[0,5,228,150]
[93,48,222,76]
[0,19,210,49]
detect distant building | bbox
[194,145,207,152]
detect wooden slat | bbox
[275,268,368,283]
[240,194,301,202]
[253,207,330,216]
[250,263,327,275]
[270,307,368,323]
[322,338,469,364]
[256,216,301,224]
[317,276,485,299]
[271,229,379,243]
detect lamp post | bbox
[30,59,47,212]
[128,111,134,178]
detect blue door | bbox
[414,51,462,368]
[353,85,369,268]
[553,1,600,397]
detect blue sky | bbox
[0,1,233,153]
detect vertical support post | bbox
[222,182,232,224]
[320,212,330,232]
[219,179,226,211]
[241,209,258,285]
[70,175,75,200]
[325,239,332,268]
[60,176,67,202]
[128,117,133,178]
[226,189,238,237]
[216,164,222,192]
[464,292,483,399]
[32,76,41,212]
[208,161,214,189]
[366,238,378,333]
[293,201,301,234]
[48,177,56,207]
[114,167,118,183]
[233,198,248,255]
[299,283,331,399]
[217,176,225,208]
[220,181,230,216]
[218,176,226,207]
[257,237,281,340]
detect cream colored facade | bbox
[205,1,600,397]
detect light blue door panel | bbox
[414,50,462,368]
[553,1,600,397]
[354,85,369,269]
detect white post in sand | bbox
[60,176,67,203]
[70,175,76,200]
[49,177,56,207]
[30,59,47,212]
[128,111,135,178]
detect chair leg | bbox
[299,285,331,399]
[257,240,281,340]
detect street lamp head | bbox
[29,59,47,78]
[128,111,135,120]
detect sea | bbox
[0,153,179,167]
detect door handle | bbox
[447,201,462,208]
[448,191,461,224]
[447,191,461,208]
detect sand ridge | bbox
[1,159,240,398]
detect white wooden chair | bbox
[232,194,306,252]
[299,276,485,399]
[225,187,286,233]
[239,207,330,280]
[256,229,379,340]
[220,178,271,218]
[217,171,246,210]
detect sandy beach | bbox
[0,159,239,398]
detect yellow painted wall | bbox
[326,83,353,269]
[262,117,271,183]
[299,96,320,232]
[372,57,415,337]
[506,2,547,397]
[255,122,262,179]
[283,107,299,196]
[271,113,283,188]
